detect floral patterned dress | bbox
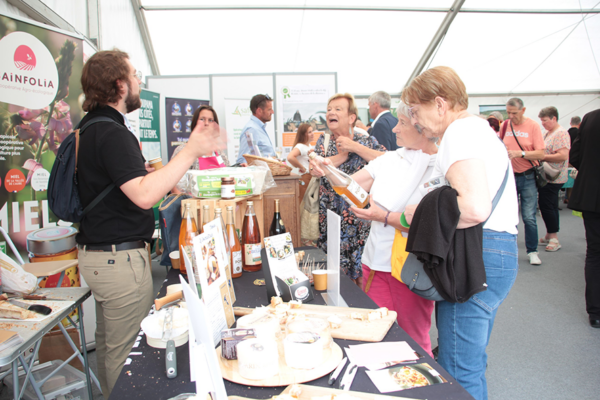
[315,132,385,279]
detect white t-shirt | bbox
[292,143,312,171]
[361,149,436,272]
[432,116,518,234]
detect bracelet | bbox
[384,211,391,227]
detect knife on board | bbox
[8,299,52,315]
[162,305,178,379]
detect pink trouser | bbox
[362,264,435,356]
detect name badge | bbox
[419,175,448,196]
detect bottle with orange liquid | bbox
[200,205,211,233]
[308,152,369,208]
[241,201,262,272]
[226,206,243,278]
[179,203,198,275]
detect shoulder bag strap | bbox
[323,133,331,156]
[484,163,510,224]
[77,116,119,217]
[510,121,538,168]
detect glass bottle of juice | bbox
[241,201,262,272]
[179,203,197,275]
[226,206,243,278]
[200,205,211,233]
[214,207,231,268]
[308,152,369,208]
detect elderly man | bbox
[569,115,581,146]
[502,97,545,265]
[568,108,600,328]
[368,91,398,151]
[236,94,276,164]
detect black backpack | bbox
[47,117,117,223]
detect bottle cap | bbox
[226,206,233,211]
[203,205,210,209]
[247,201,254,205]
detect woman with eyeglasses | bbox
[171,105,230,193]
[402,66,519,400]
[308,93,385,286]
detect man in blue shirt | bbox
[368,91,398,151]
[236,94,276,164]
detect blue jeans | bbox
[514,172,539,253]
[437,230,518,400]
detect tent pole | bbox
[404,0,466,89]
[131,0,160,76]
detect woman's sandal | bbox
[539,237,550,246]
[545,238,561,252]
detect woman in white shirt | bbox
[402,66,518,400]
[287,123,314,173]
[349,102,438,355]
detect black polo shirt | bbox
[76,106,154,245]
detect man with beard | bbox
[236,94,276,164]
[76,50,221,397]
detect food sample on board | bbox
[271,296,284,307]
[327,315,342,329]
[237,338,279,380]
[286,317,332,348]
[272,384,302,400]
[220,328,256,360]
[350,312,366,321]
[284,332,325,370]
[289,300,302,309]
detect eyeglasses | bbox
[133,70,143,81]
[408,106,417,120]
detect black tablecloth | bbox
[110,249,473,400]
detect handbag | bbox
[510,121,547,188]
[300,134,331,241]
[395,163,510,302]
[158,193,191,266]
[543,162,561,181]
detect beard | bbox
[125,82,142,113]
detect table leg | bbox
[12,360,18,400]
[56,270,66,288]
[77,304,94,400]
[18,341,44,400]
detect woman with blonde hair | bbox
[402,66,519,400]
[309,93,385,285]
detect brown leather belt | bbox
[514,168,534,177]
[79,240,146,252]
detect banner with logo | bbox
[279,85,329,157]
[223,98,251,164]
[126,89,161,161]
[0,14,84,259]
[165,97,209,161]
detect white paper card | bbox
[326,210,346,307]
[179,277,228,400]
[347,342,419,367]
[264,232,308,296]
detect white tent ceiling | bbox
[140,0,600,95]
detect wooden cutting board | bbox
[280,384,419,400]
[233,305,397,343]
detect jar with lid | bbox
[221,177,235,199]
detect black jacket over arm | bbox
[406,186,487,303]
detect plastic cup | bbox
[170,251,180,269]
[148,157,164,170]
[312,270,327,291]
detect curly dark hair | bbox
[81,50,131,112]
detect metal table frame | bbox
[0,287,100,400]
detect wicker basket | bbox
[243,154,292,176]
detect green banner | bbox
[139,89,161,160]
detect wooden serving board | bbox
[217,342,343,387]
[281,384,418,400]
[233,305,397,343]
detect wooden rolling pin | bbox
[154,291,183,311]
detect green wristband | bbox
[400,212,410,228]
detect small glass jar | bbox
[221,177,235,199]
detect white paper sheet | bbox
[345,342,419,367]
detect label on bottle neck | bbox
[244,244,262,265]
[232,250,242,273]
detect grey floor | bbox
[2,205,598,399]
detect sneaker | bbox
[528,252,542,265]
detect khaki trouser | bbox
[79,244,153,398]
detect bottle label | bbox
[244,244,262,265]
[348,180,368,203]
[280,219,284,226]
[232,250,243,273]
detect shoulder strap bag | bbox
[395,163,511,302]
[510,121,548,188]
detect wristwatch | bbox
[521,151,526,158]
